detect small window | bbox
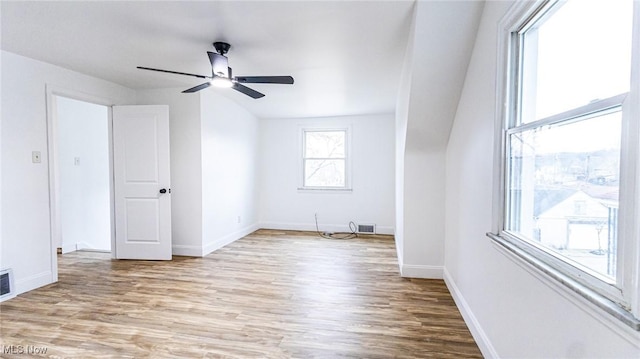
[302,129,349,189]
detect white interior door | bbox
[113,105,171,260]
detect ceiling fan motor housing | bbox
[213,42,231,55]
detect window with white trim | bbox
[301,129,349,189]
[493,0,640,329]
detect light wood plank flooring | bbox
[0,229,481,358]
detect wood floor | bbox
[0,229,481,358]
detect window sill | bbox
[487,232,640,332]
[297,187,353,193]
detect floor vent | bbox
[357,224,376,234]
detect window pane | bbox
[520,0,633,123]
[304,159,345,187]
[305,131,345,158]
[507,110,621,279]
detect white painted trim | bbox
[400,264,443,279]
[76,242,110,253]
[15,271,52,295]
[203,223,260,257]
[443,268,499,359]
[493,0,640,327]
[622,0,640,320]
[298,125,353,190]
[259,222,394,235]
[45,85,117,286]
[172,244,203,257]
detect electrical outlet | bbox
[32,151,41,163]
[237,216,241,224]
[74,157,80,166]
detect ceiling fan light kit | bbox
[211,77,233,88]
[137,42,294,99]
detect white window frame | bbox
[489,0,640,331]
[299,127,352,191]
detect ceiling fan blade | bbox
[232,83,265,99]
[137,66,210,79]
[235,76,294,84]
[183,82,212,93]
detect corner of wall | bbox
[401,264,443,279]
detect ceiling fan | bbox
[137,42,294,99]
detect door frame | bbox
[45,85,116,283]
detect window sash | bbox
[493,0,640,324]
[303,158,346,188]
[506,93,628,134]
[505,4,629,297]
[503,104,626,301]
[301,129,349,189]
[303,130,346,159]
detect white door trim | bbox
[45,85,116,283]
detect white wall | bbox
[395,1,483,278]
[136,88,203,256]
[394,2,416,265]
[0,51,3,276]
[57,96,110,252]
[259,114,395,235]
[200,92,260,254]
[1,51,135,295]
[444,2,640,357]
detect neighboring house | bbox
[535,189,611,251]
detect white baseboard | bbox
[172,244,203,257]
[400,264,443,279]
[443,267,498,359]
[61,243,77,254]
[203,223,260,257]
[259,222,395,235]
[373,226,394,235]
[15,271,53,295]
[76,242,110,252]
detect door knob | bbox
[159,188,170,194]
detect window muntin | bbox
[302,130,347,188]
[503,0,634,302]
[518,0,633,124]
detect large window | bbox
[301,129,349,189]
[494,0,640,329]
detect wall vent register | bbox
[0,269,15,301]
[357,224,376,234]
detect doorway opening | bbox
[54,95,111,254]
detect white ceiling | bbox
[1,1,415,119]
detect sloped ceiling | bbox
[404,0,485,151]
[1,1,414,119]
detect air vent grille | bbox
[357,224,376,234]
[0,269,15,302]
